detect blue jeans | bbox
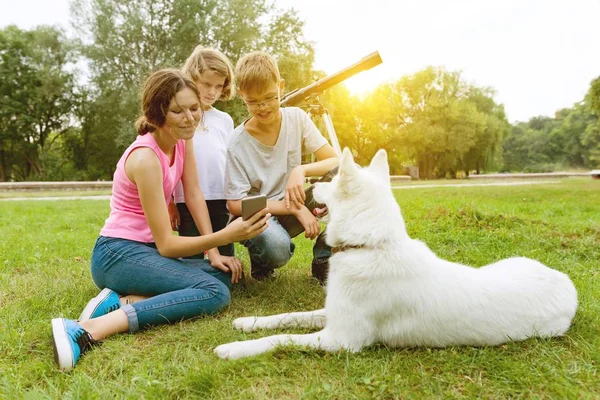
[242,217,330,271]
[90,236,231,332]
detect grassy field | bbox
[0,189,112,199]
[0,179,598,399]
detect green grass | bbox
[0,189,112,199]
[0,179,598,399]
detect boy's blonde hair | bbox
[182,45,235,101]
[235,51,281,94]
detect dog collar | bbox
[331,244,366,254]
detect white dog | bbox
[215,148,578,360]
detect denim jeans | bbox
[90,236,231,332]
[242,217,295,270]
[244,167,337,273]
[242,217,330,272]
[176,200,234,258]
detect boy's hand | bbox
[293,205,320,240]
[168,200,180,231]
[285,166,306,209]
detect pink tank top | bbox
[100,133,186,243]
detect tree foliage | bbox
[326,67,509,178]
[0,25,78,181]
[69,0,315,179]
[502,77,600,171]
[1,2,598,181]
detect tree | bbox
[69,0,316,179]
[503,83,600,172]
[0,25,79,181]
[582,76,600,167]
[321,67,509,178]
[374,67,507,178]
[588,76,600,116]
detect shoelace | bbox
[74,328,101,354]
[106,303,119,313]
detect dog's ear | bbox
[339,148,357,182]
[369,149,390,183]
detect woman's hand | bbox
[284,166,306,209]
[224,208,271,243]
[207,249,243,284]
[167,200,180,231]
[293,205,321,240]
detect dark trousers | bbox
[176,200,235,259]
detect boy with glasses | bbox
[225,51,339,282]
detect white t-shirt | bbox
[224,107,328,201]
[174,108,234,202]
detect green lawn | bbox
[0,189,112,199]
[1,179,598,399]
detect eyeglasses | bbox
[243,95,280,110]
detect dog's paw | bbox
[214,339,268,360]
[215,339,272,360]
[214,341,245,360]
[232,316,262,332]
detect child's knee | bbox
[259,238,294,268]
[266,247,293,268]
[246,224,294,268]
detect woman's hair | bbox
[135,69,201,135]
[182,45,235,101]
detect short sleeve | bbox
[300,109,328,155]
[224,149,251,200]
[224,114,234,135]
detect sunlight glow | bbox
[316,50,393,98]
[342,70,388,97]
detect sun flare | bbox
[322,58,389,98]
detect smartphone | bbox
[241,195,267,221]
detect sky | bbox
[1,0,599,123]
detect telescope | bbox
[280,51,383,156]
[281,51,383,107]
[276,51,383,238]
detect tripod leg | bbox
[321,111,342,156]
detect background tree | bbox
[351,67,508,178]
[1,2,597,181]
[503,76,600,172]
[0,25,78,181]
[588,76,600,116]
[580,76,600,166]
[321,67,509,177]
[69,0,316,179]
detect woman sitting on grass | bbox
[51,68,270,372]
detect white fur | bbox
[215,148,578,360]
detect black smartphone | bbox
[241,195,267,221]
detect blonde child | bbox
[171,46,237,258]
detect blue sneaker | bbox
[79,288,121,321]
[51,318,100,371]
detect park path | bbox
[390,180,562,190]
[0,180,562,201]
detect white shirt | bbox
[224,107,328,200]
[174,108,234,202]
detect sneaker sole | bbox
[51,318,74,371]
[79,288,115,321]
